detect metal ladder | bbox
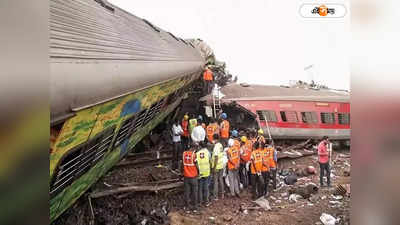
[212,84,221,118]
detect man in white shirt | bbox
[172,119,183,170]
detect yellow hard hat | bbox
[241,136,247,142]
[258,129,264,135]
[184,115,189,120]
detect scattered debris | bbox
[289,194,302,203]
[343,169,350,177]
[284,173,298,185]
[253,197,272,211]
[320,213,337,225]
[288,183,318,199]
[334,184,348,196]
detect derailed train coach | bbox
[50,0,205,221]
[201,83,350,144]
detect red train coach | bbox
[202,83,350,142]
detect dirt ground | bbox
[54,148,350,225]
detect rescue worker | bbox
[206,118,219,143]
[219,113,230,146]
[189,115,198,137]
[182,143,199,212]
[211,134,225,200]
[261,142,271,196]
[191,119,206,144]
[196,141,212,207]
[266,139,278,190]
[239,136,252,188]
[318,136,331,187]
[203,66,213,93]
[250,141,264,200]
[181,114,190,149]
[227,138,240,197]
[171,118,183,170]
[231,130,241,150]
[256,129,266,145]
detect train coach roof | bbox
[50,0,204,122]
[201,83,350,103]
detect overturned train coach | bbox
[50,0,205,221]
[202,83,350,143]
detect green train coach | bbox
[50,0,205,222]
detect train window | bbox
[114,116,136,147]
[143,98,166,126]
[256,110,278,122]
[280,111,298,123]
[301,112,318,124]
[50,125,116,198]
[132,109,148,133]
[320,112,335,124]
[338,113,350,124]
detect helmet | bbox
[232,130,238,137]
[221,113,227,119]
[198,115,203,121]
[228,138,235,147]
[184,115,189,120]
[241,136,247,142]
[258,129,264,135]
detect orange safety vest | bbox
[183,151,198,177]
[233,139,241,150]
[261,148,270,172]
[251,149,263,174]
[227,147,240,170]
[206,123,216,142]
[220,120,230,139]
[181,120,189,137]
[266,147,277,168]
[240,141,252,163]
[203,69,213,81]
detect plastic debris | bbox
[320,213,337,225]
[289,194,302,203]
[253,196,272,211]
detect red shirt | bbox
[183,151,198,177]
[318,141,329,163]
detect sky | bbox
[109,0,350,90]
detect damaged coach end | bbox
[201,83,350,145]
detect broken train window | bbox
[280,111,298,123]
[320,112,335,124]
[301,112,318,124]
[114,115,136,147]
[50,125,116,198]
[256,110,278,122]
[338,113,350,125]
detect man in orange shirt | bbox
[227,139,240,198]
[250,141,264,200]
[265,139,278,190]
[182,143,199,212]
[181,114,190,149]
[219,113,230,146]
[239,136,252,188]
[203,67,213,93]
[261,142,271,197]
[206,118,219,143]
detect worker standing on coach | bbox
[182,143,199,212]
[196,141,212,207]
[266,139,278,190]
[172,118,183,170]
[318,136,331,187]
[239,136,251,189]
[227,138,241,198]
[219,113,230,146]
[250,142,264,200]
[181,114,190,149]
[211,134,225,200]
[261,142,271,197]
[203,66,213,94]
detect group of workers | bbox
[171,112,278,212]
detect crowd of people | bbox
[171,112,278,213]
